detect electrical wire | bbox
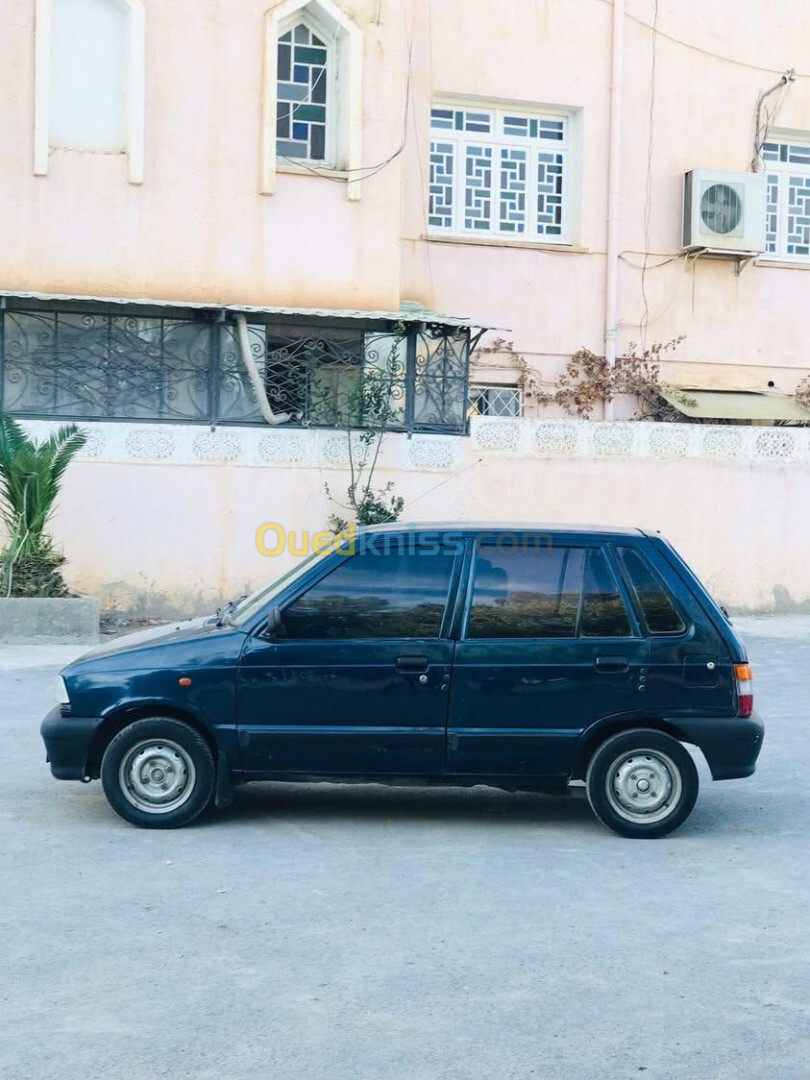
[592,0,810,78]
[277,13,414,182]
[752,71,796,170]
[621,249,702,331]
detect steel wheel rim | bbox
[119,739,196,815]
[605,748,682,824]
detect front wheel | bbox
[101,717,215,829]
[586,729,699,839]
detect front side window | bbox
[280,545,457,639]
[467,544,585,639]
[276,20,331,163]
[619,548,686,635]
[429,103,574,242]
[762,138,810,260]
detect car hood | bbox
[70,617,223,664]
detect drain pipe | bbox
[234,312,293,426]
[603,0,624,422]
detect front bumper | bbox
[40,705,104,780]
[675,711,764,781]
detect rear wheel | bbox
[586,729,698,838]
[101,717,215,829]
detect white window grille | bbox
[429,104,573,243]
[762,138,810,260]
[468,385,523,418]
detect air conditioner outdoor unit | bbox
[682,169,766,253]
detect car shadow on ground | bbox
[221,781,603,832]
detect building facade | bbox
[1,0,810,611]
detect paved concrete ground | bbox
[1,618,809,1080]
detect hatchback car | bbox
[41,523,763,837]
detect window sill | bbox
[756,256,810,270]
[277,162,351,180]
[422,234,589,254]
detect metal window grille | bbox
[0,303,471,435]
[467,385,523,418]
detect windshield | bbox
[227,549,327,627]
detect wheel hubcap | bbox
[606,749,682,824]
[119,740,196,815]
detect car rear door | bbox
[236,535,463,776]
[615,542,736,716]
[446,536,649,780]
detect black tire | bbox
[586,728,699,839]
[101,717,215,829]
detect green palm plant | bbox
[0,413,87,597]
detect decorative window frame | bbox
[428,96,582,245]
[33,0,146,184]
[261,0,363,201]
[761,131,810,262]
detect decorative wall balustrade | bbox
[15,417,810,471]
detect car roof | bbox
[358,521,648,539]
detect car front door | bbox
[446,537,650,780]
[236,536,462,776]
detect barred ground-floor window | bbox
[0,299,472,436]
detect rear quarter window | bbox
[619,547,686,635]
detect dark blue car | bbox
[41,523,763,837]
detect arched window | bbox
[276,18,333,164]
[262,0,363,200]
[34,0,145,183]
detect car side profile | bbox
[41,523,763,838]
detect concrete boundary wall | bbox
[13,419,810,616]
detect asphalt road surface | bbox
[1,618,808,1080]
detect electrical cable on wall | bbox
[752,70,796,171]
[277,12,414,183]
[591,0,810,78]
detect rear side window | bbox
[580,549,632,637]
[619,548,686,635]
[467,545,586,638]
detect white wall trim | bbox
[14,418,810,470]
[33,0,146,183]
[261,0,363,200]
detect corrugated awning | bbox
[0,290,507,331]
[661,387,810,421]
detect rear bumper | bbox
[40,705,103,780]
[675,712,764,781]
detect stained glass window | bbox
[761,139,810,260]
[429,104,571,242]
[276,22,329,162]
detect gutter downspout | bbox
[603,0,624,422]
[234,312,293,426]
